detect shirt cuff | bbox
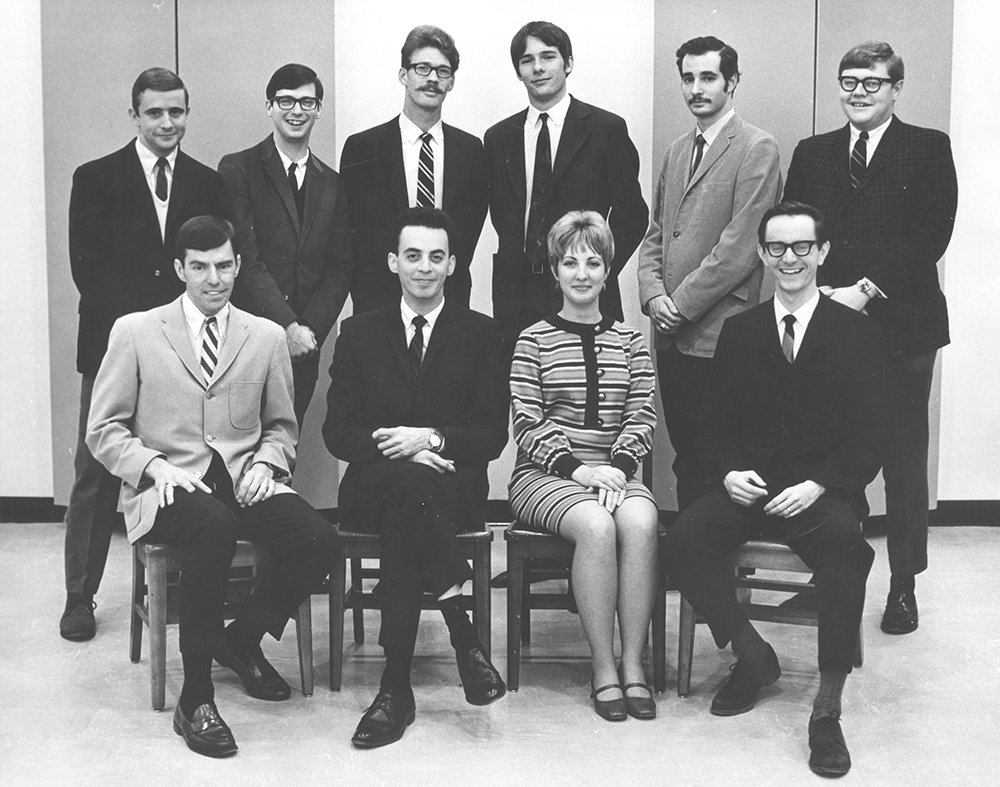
[551,454,584,480]
[610,452,638,478]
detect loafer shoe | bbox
[711,644,781,716]
[214,643,291,701]
[352,687,416,749]
[808,714,851,776]
[173,702,238,758]
[456,643,506,706]
[881,590,918,634]
[60,593,96,641]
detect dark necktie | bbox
[155,157,168,201]
[689,134,706,183]
[526,112,552,274]
[409,315,427,378]
[201,316,219,384]
[417,132,434,207]
[850,131,869,190]
[782,314,796,364]
[288,162,304,224]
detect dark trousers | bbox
[64,374,122,597]
[662,488,875,673]
[657,344,715,512]
[883,351,936,577]
[292,352,320,429]
[147,454,337,655]
[343,462,474,656]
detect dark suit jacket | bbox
[783,117,958,356]
[339,118,488,313]
[219,135,353,344]
[697,296,887,514]
[323,301,508,527]
[69,142,225,376]
[484,96,648,334]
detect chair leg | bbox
[520,568,532,645]
[677,595,696,697]
[473,540,491,657]
[507,542,525,692]
[350,558,365,644]
[329,554,347,691]
[652,571,667,694]
[147,554,168,711]
[296,598,313,697]
[130,547,144,664]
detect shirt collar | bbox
[399,113,444,145]
[273,135,309,170]
[135,137,178,174]
[526,92,571,130]
[697,108,735,147]
[850,113,893,146]
[400,297,446,332]
[773,290,821,329]
[182,293,230,339]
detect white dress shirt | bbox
[773,290,820,359]
[182,293,230,362]
[400,114,444,209]
[848,113,893,165]
[523,92,572,239]
[692,107,735,170]
[400,297,445,360]
[274,137,309,189]
[134,138,178,240]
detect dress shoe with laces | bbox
[60,593,96,641]
[711,644,781,716]
[352,686,416,749]
[881,589,918,634]
[618,665,656,720]
[590,678,628,722]
[808,713,851,776]
[214,641,291,701]
[456,643,507,706]
[173,702,238,758]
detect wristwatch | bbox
[428,428,445,453]
[856,278,877,299]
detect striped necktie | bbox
[409,315,427,378]
[850,131,868,190]
[201,316,219,384]
[417,132,434,207]
[782,314,796,364]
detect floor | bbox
[0,523,996,786]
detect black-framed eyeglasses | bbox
[838,76,895,93]
[763,240,819,258]
[272,96,321,111]
[407,62,454,79]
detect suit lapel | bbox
[160,299,205,386]
[213,307,250,383]
[165,150,195,242]
[794,297,829,368]
[441,123,460,214]
[551,98,589,186]
[124,144,162,247]
[261,137,301,235]
[383,307,412,382]
[301,154,325,246]
[831,124,854,196]
[686,115,739,193]
[857,116,899,191]
[503,110,528,216]
[381,119,409,215]
[421,301,455,375]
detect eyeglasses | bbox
[272,96,321,111]
[838,76,895,93]
[407,62,454,80]
[763,240,819,258]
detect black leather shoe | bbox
[60,593,95,641]
[881,590,918,634]
[618,665,656,720]
[173,702,238,758]
[456,644,506,706]
[808,714,851,776]
[711,644,781,716]
[351,687,416,749]
[214,642,291,701]
[590,678,628,722]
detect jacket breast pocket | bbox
[229,382,264,430]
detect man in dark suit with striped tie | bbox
[783,41,959,635]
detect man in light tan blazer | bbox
[87,216,337,758]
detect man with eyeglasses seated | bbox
[783,42,958,637]
[341,26,488,314]
[219,63,353,428]
[662,201,888,777]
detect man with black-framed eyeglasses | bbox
[784,41,959,638]
[341,25,488,314]
[219,63,353,429]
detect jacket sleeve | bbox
[636,154,669,311]
[300,174,354,339]
[609,331,657,476]
[322,320,382,465]
[695,319,751,479]
[247,326,298,479]
[605,117,649,280]
[69,163,110,305]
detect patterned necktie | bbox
[689,134,706,183]
[288,162,304,223]
[417,132,434,207]
[155,157,168,201]
[850,131,869,190]
[201,316,219,384]
[782,314,796,364]
[409,315,427,378]
[526,113,552,274]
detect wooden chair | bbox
[130,540,313,711]
[327,527,494,691]
[673,540,864,697]
[504,523,669,693]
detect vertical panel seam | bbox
[812,0,819,136]
[174,0,180,74]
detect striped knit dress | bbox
[508,315,657,534]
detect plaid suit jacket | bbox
[784,117,958,356]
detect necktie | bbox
[288,162,304,224]
[155,157,168,201]
[201,316,219,384]
[689,134,706,183]
[526,113,552,274]
[409,315,427,378]
[417,132,434,207]
[782,314,796,364]
[850,131,868,190]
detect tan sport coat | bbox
[87,297,297,543]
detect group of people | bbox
[57,19,956,779]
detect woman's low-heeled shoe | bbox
[590,678,628,722]
[619,665,657,719]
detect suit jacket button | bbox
[206,392,213,400]
[284,295,289,300]
[206,435,214,442]
[672,231,681,238]
[154,270,161,277]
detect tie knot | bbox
[859,131,869,141]
[205,315,218,331]
[420,132,432,143]
[412,315,427,330]
[156,157,167,170]
[539,112,549,126]
[288,162,297,176]
[783,314,795,329]
[695,133,706,148]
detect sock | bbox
[890,574,915,596]
[439,595,478,652]
[731,622,768,662]
[179,652,214,718]
[812,670,848,720]
[381,647,414,696]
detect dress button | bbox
[153,270,161,277]
[599,393,606,401]
[206,435,214,442]
[597,418,604,426]
[595,346,602,353]
[672,230,681,238]
[597,369,604,377]
[284,294,289,300]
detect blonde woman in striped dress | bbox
[509,211,659,721]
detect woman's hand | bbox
[572,464,628,512]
